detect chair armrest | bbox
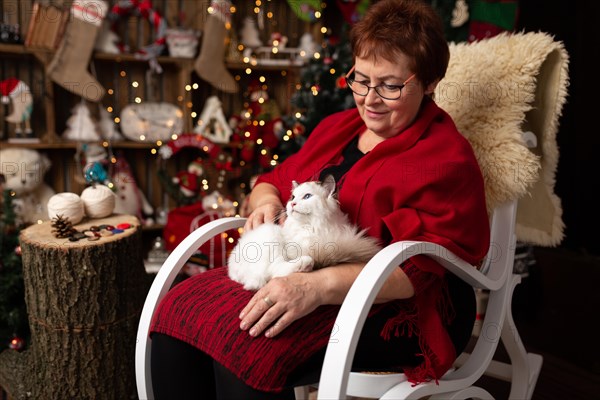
[317,240,500,400]
[135,217,246,400]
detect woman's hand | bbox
[238,263,415,338]
[244,203,286,231]
[244,182,286,231]
[239,272,324,338]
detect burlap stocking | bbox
[194,0,239,93]
[47,0,107,102]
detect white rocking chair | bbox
[135,32,568,400]
[300,200,541,399]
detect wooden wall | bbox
[1,0,319,214]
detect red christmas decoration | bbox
[292,122,306,136]
[9,335,25,351]
[336,75,348,89]
[109,0,167,59]
[240,142,256,162]
[229,79,284,166]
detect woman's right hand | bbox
[244,182,286,231]
[244,203,285,231]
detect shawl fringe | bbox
[381,302,419,341]
[380,277,456,386]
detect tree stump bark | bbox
[0,214,150,399]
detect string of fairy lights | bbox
[98,1,331,197]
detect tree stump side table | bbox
[0,214,149,400]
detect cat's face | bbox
[286,177,337,220]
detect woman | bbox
[150,0,490,398]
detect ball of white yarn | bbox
[47,193,85,224]
[81,185,116,218]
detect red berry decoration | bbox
[9,335,25,351]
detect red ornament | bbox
[240,143,256,162]
[336,75,348,89]
[262,119,281,149]
[9,335,25,351]
[214,155,234,171]
[293,122,306,136]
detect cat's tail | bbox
[317,226,382,267]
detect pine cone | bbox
[51,215,77,238]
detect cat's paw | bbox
[270,256,314,279]
[240,275,267,291]
[243,281,264,291]
[297,255,314,272]
[228,265,266,291]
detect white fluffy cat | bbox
[228,176,382,290]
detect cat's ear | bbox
[322,175,336,197]
[292,180,299,189]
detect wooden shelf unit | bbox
[1,0,313,215]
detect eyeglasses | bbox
[345,65,416,100]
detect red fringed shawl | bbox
[151,100,490,391]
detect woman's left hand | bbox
[239,273,324,338]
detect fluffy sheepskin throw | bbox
[436,32,569,246]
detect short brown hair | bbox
[349,0,449,88]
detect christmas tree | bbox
[62,102,100,142]
[278,29,355,160]
[0,189,29,350]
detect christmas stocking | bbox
[194,0,239,93]
[47,0,108,102]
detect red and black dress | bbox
[150,99,490,392]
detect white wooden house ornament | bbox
[193,96,232,144]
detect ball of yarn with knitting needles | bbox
[81,185,116,218]
[47,192,85,224]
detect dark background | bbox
[518,0,599,256]
[512,0,600,382]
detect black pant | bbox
[151,333,297,400]
[150,275,474,399]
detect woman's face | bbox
[352,55,429,139]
